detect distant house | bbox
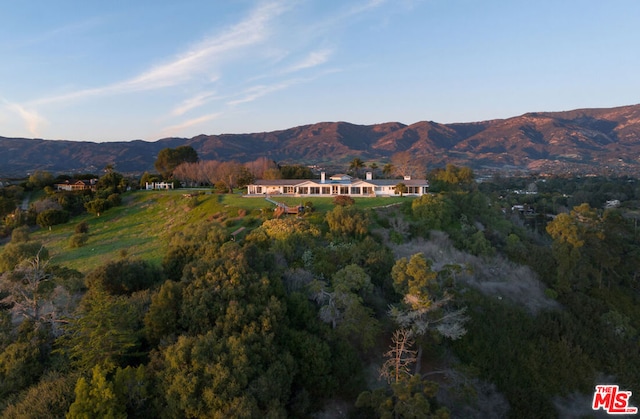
[145,181,174,190]
[54,179,96,192]
[246,172,429,197]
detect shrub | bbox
[69,233,89,248]
[11,226,31,243]
[75,221,89,234]
[85,259,163,295]
[107,193,122,207]
[36,209,70,229]
[333,195,355,206]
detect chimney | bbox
[404,175,411,181]
[321,172,326,183]
[366,171,372,180]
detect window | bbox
[299,187,308,194]
[350,187,361,195]
[284,186,294,194]
[340,186,349,194]
[322,187,330,194]
[310,187,320,194]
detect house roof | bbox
[251,179,307,186]
[250,178,428,187]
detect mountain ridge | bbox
[2,104,640,177]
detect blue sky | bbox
[1,0,639,142]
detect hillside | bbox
[2,179,639,417]
[2,104,640,176]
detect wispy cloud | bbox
[2,100,46,136]
[348,0,387,15]
[33,1,290,106]
[285,48,333,73]
[0,16,105,50]
[161,112,222,137]
[227,79,303,106]
[171,90,219,116]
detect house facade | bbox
[145,181,174,190]
[246,172,429,197]
[54,179,96,192]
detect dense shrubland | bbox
[0,167,638,418]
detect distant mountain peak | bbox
[2,104,640,177]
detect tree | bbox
[172,162,203,187]
[280,165,313,179]
[382,163,395,178]
[245,157,278,179]
[395,182,407,197]
[412,193,456,231]
[139,171,159,189]
[156,243,297,417]
[391,151,425,179]
[379,328,417,384]
[67,364,126,419]
[36,209,70,229]
[0,241,48,273]
[349,158,365,178]
[27,171,55,189]
[368,162,379,176]
[0,196,17,218]
[308,264,379,351]
[57,290,140,371]
[428,164,474,192]
[218,161,244,193]
[144,280,183,345]
[390,254,468,373]
[85,258,162,295]
[0,337,46,402]
[545,203,631,291]
[0,249,58,329]
[96,170,125,194]
[1,371,77,419]
[356,374,449,418]
[85,198,108,217]
[325,205,370,238]
[155,146,198,179]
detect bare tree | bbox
[216,161,244,193]
[245,157,277,179]
[0,248,70,333]
[173,162,203,187]
[391,151,426,179]
[380,328,417,384]
[200,160,220,187]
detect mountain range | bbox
[2,104,640,177]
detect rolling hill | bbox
[2,104,640,177]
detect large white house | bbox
[246,172,429,197]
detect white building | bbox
[145,181,174,190]
[246,172,429,197]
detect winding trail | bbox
[20,193,31,210]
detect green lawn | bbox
[21,189,413,273]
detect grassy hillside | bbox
[29,190,407,273]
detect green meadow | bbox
[29,190,409,273]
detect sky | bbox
[1,0,639,142]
